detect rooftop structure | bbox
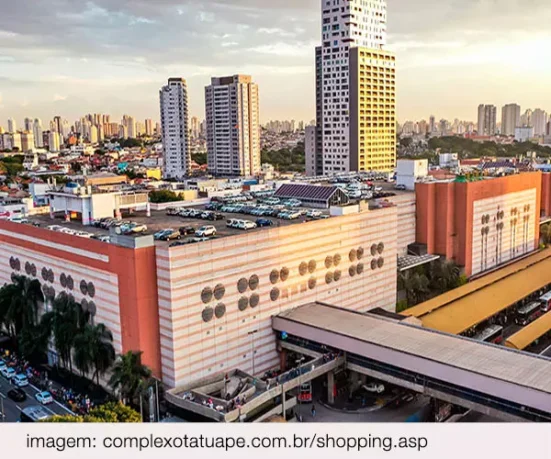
[273,184,349,208]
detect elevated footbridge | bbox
[273,302,551,422]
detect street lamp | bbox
[248,330,259,376]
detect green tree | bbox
[428,260,462,294]
[41,293,89,375]
[0,275,43,339]
[149,190,183,203]
[74,323,115,385]
[541,224,551,246]
[43,402,141,423]
[192,152,207,165]
[398,271,430,307]
[109,351,153,405]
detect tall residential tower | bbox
[501,104,521,136]
[159,78,191,179]
[317,0,396,175]
[205,75,261,177]
[477,104,497,136]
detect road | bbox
[301,396,430,423]
[0,373,74,422]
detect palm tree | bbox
[74,323,115,385]
[429,260,461,294]
[0,275,44,355]
[399,271,430,307]
[109,351,152,405]
[41,293,89,374]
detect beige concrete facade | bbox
[156,206,398,388]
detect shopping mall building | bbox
[0,171,547,388]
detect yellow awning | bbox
[505,312,551,350]
[404,249,551,335]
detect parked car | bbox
[128,223,148,234]
[196,226,217,238]
[166,208,180,216]
[394,184,407,191]
[7,388,27,402]
[255,218,274,227]
[306,210,322,218]
[12,373,29,387]
[0,360,6,372]
[158,229,181,241]
[1,366,16,380]
[35,391,54,405]
[179,226,195,236]
[236,221,257,231]
[170,239,199,248]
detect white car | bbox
[0,360,6,371]
[1,366,16,380]
[363,383,385,394]
[13,373,29,387]
[196,226,216,238]
[35,391,54,405]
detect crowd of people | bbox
[1,349,93,414]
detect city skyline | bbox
[1,0,551,123]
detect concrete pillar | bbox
[327,371,335,405]
[146,203,151,217]
[279,348,287,372]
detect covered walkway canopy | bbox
[404,249,551,335]
[506,312,551,350]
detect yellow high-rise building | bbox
[349,48,396,172]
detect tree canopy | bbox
[261,142,305,172]
[149,190,183,203]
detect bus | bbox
[297,383,312,403]
[540,292,551,312]
[20,405,53,422]
[516,302,543,326]
[472,325,504,344]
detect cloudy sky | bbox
[1,0,550,127]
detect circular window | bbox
[349,265,357,277]
[238,297,249,311]
[280,267,290,282]
[377,242,385,254]
[325,272,334,284]
[201,287,213,304]
[299,262,308,276]
[31,264,37,277]
[308,260,317,274]
[481,216,486,225]
[9,257,15,270]
[11,273,18,283]
[81,299,89,312]
[325,256,333,269]
[249,275,259,291]
[60,273,67,288]
[87,282,96,298]
[270,269,280,284]
[66,276,74,291]
[214,284,226,300]
[14,259,20,271]
[250,294,260,308]
[371,259,377,270]
[270,288,280,301]
[371,244,378,256]
[88,302,97,317]
[334,270,342,281]
[25,262,32,275]
[333,254,341,266]
[237,278,248,294]
[215,303,226,319]
[80,280,88,295]
[46,286,55,300]
[202,307,214,323]
[357,247,365,260]
[48,270,54,283]
[308,277,317,290]
[357,263,365,275]
[378,257,385,269]
[42,267,49,282]
[349,249,357,262]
